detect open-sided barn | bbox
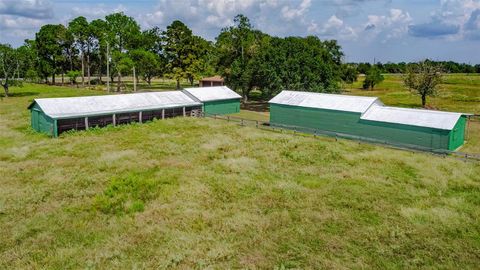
[269,90,468,151]
[183,86,241,115]
[28,91,202,137]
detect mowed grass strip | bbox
[0,84,479,268]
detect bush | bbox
[66,70,81,84]
[362,67,384,90]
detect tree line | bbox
[352,61,480,75]
[0,13,343,100]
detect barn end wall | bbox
[203,99,240,115]
[448,116,466,151]
[30,103,55,136]
[270,103,456,150]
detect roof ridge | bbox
[281,90,379,100]
[371,105,463,115]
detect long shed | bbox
[269,90,468,151]
[28,91,202,137]
[183,86,241,115]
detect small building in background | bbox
[199,76,224,87]
[183,86,241,115]
[269,90,468,151]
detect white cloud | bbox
[309,15,357,40]
[363,8,412,42]
[141,0,314,39]
[281,0,311,21]
[0,0,53,19]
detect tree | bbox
[111,51,134,91]
[129,49,160,85]
[403,60,443,107]
[216,15,262,101]
[362,66,384,90]
[66,70,81,86]
[35,24,67,84]
[163,20,197,89]
[90,19,108,84]
[0,44,22,96]
[68,17,90,86]
[340,64,358,84]
[105,12,141,91]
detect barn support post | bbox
[162,109,165,120]
[85,117,89,130]
[183,107,186,117]
[139,111,142,123]
[53,119,58,137]
[113,114,116,126]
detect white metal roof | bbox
[268,90,383,113]
[360,105,463,130]
[183,86,241,102]
[30,91,202,119]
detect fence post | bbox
[139,111,142,123]
[241,119,244,126]
[85,117,89,130]
[256,121,258,128]
[162,109,165,120]
[112,114,116,126]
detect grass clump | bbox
[94,171,157,215]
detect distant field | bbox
[0,84,479,268]
[345,74,480,114]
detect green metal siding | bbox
[30,103,56,136]
[358,120,450,150]
[270,103,457,150]
[270,104,363,134]
[203,99,240,115]
[448,116,466,150]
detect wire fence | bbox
[202,112,480,162]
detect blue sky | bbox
[1,0,479,63]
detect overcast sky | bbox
[1,0,479,63]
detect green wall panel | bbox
[30,103,55,136]
[448,116,466,150]
[270,103,460,150]
[204,99,240,115]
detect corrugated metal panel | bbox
[361,105,462,130]
[183,86,242,102]
[32,91,202,119]
[268,90,382,113]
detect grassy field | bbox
[345,74,480,114]
[0,84,479,268]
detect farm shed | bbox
[183,86,241,115]
[199,76,224,87]
[28,91,202,137]
[269,90,468,151]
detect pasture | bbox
[0,83,479,268]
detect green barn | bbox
[28,91,202,137]
[269,90,468,151]
[183,86,241,115]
